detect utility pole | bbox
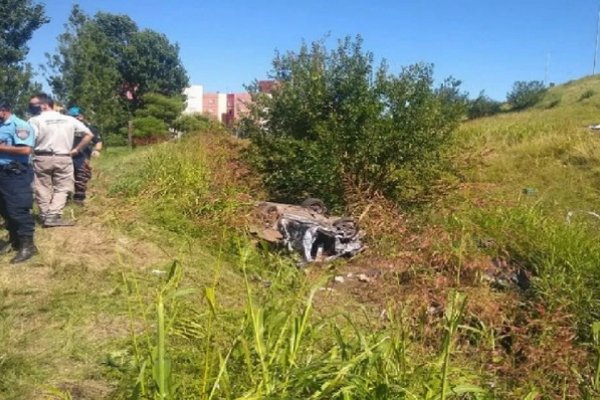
[594,7,600,74]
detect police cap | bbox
[0,99,11,111]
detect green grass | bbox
[102,90,600,396]
[98,133,495,399]
[421,75,600,397]
[5,73,600,399]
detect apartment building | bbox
[183,80,275,124]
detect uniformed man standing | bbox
[67,106,103,205]
[28,93,93,227]
[0,100,38,263]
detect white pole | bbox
[594,7,600,74]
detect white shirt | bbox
[29,110,92,154]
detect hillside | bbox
[2,76,600,399]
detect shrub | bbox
[242,36,467,209]
[132,115,168,137]
[135,92,185,126]
[506,80,546,110]
[102,132,128,147]
[172,113,225,134]
[467,91,502,119]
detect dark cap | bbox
[0,99,11,111]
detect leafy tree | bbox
[468,91,502,119]
[46,7,130,134]
[242,36,467,208]
[121,30,189,104]
[131,116,167,138]
[507,80,546,110]
[46,6,188,137]
[135,93,184,123]
[0,0,49,112]
[172,113,225,134]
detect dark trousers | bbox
[0,165,35,237]
[73,158,92,201]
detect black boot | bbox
[0,232,18,254]
[10,236,38,264]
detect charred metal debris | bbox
[251,198,364,265]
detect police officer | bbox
[0,100,38,263]
[67,106,103,205]
[28,93,93,227]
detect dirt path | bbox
[0,199,170,399]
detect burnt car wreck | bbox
[252,198,364,265]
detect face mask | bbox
[28,104,42,116]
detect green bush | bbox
[173,113,225,134]
[467,91,502,119]
[135,92,185,125]
[506,80,547,110]
[242,36,466,209]
[102,132,128,147]
[132,115,167,137]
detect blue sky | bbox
[27,0,600,100]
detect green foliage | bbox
[0,0,48,64]
[135,93,185,126]
[121,249,487,400]
[467,91,502,119]
[454,75,600,346]
[473,205,600,340]
[173,113,225,134]
[0,0,48,112]
[507,80,547,110]
[110,134,252,241]
[132,116,168,138]
[0,64,43,115]
[46,5,189,136]
[121,30,189,100]
[243,36,466,208]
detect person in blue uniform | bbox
[0,100,38,263]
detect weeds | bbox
[118,244,487,399]
[102,77,600,398]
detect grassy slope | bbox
[435,75,600,396]
[2,76,600,399]
[457,75,600,210]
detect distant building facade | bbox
[183,85,204,114]
[183,80,276,125]
[223,93,252,126]
[202,92,227,121]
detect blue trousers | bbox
[0,164,34,237]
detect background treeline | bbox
[44,5,190,144]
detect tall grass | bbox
[103,80,600,398]
[450,75,600,340]
[470,205,600,339]
[120,246,488,399]
[429,75,600,397]
[109,133,257,243]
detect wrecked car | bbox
[251,198,364,264]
